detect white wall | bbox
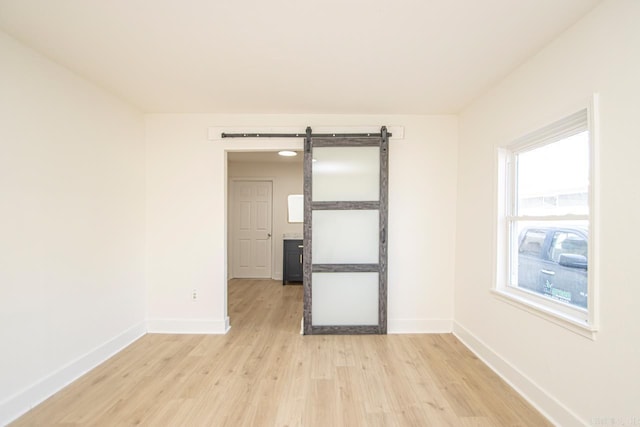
[455,1,640,425]
[0,32,146,423]
[145,114,458,334]
[228,161,303,281]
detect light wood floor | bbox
[12,279,551,426]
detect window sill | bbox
[491,288,598,340]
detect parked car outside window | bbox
[517,227,588,309]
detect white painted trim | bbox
[146,317,230,334]
[208,126,405,141]
[491,289,597,340]
[387,318,452,334]
[493,99,599,333]
[587,93,600,329]
[453,321,588,427]
[0,322,146,426]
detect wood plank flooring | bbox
[12,279,552,426]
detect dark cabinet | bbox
[283,239,303,285]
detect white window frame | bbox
[493,97,599,339]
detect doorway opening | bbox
[222,126,393,334]
[226,150,303,328]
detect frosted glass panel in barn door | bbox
[303,128,389,335]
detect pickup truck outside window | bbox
[517,227,588,308]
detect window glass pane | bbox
[511,220,588,309]
[313,146,379,201]
[516,131,589,216]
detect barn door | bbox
[303,127,388,334]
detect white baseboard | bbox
[453,321,586,427]
[0,321,146,426]
[146,317,230,334]
[387,318,453,334]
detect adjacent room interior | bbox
[227,150,303,286]
[1,1,639,425]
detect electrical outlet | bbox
[192,289,197,301]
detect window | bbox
[496,107,597,334]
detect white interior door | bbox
[232,180,273,278]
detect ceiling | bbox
[0,0,600,114]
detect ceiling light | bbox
[278,150,297,157]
